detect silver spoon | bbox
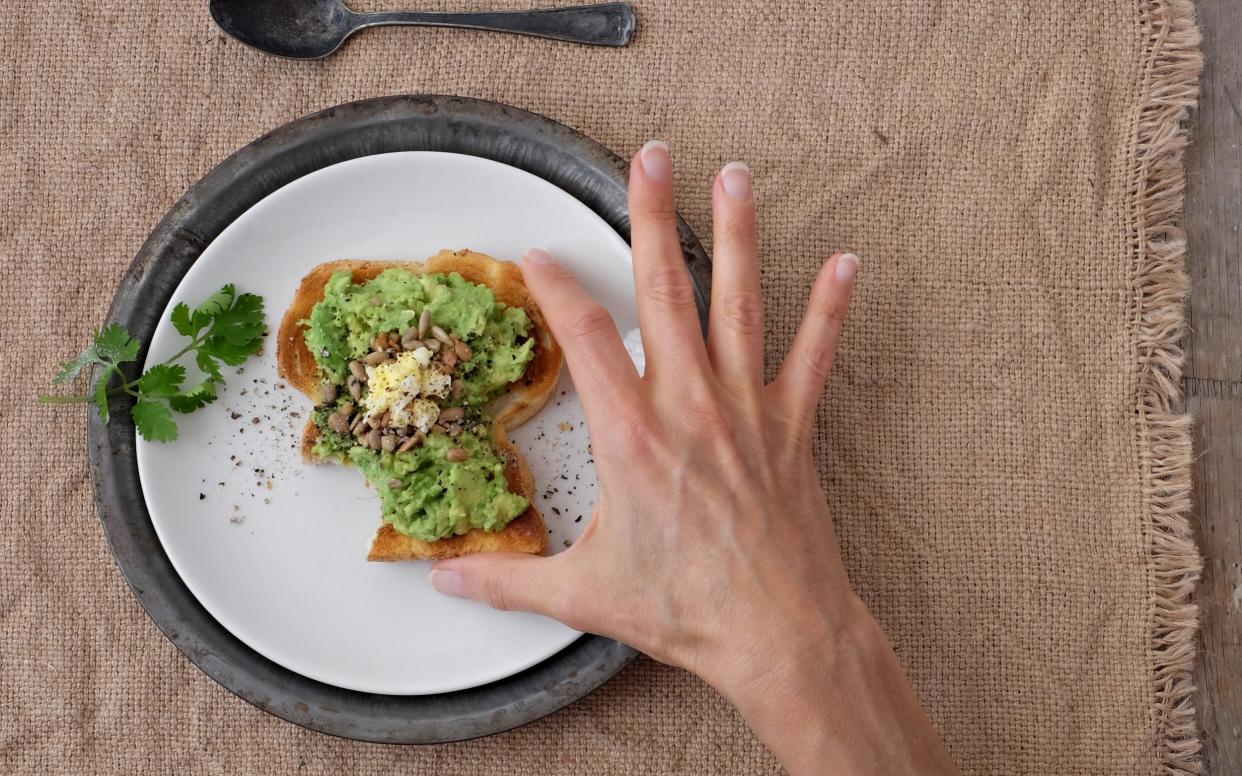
[210,0,636,59]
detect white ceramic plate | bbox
[136,152,636,695]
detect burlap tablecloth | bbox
[0,0,1203,773]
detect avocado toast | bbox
[277,249,563,560]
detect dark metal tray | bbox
[88,94,710,743]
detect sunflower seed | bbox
[327,413,350,435]
[348,360,367,381]
[446,447,469,463]
[425,338,441,352]
[437,406,465,424]
[388,478,404,489]
[453,339,472,361]
[348,377,363,400]
[367,428,382,450]
[418,309,431,339]
[318,382,337,403]
[363,351,387,366]
[431,324,450,344]
[381,435,398,453]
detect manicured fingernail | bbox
[836,253,859,281]
[429,569,464,597]
[639,140,671,181]
[719,161,752,200]
[523,248,556,265]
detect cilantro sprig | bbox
[41,284,266,442]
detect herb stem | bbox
[38,394,94,404]
[161,336,204,367]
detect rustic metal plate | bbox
[88,94,710,743]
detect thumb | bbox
[429,553,568,618]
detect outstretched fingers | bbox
[772,253,858,425]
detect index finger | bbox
[520,249,640,421]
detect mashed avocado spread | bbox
[304,268,535,542]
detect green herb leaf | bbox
[191,284,236,331]
[138,364,186,397]
[170,302,196,337]
[208,292,265,345]
[168,380,217,413]
[200,335,262,366]
[196,350,224,382]
[132,399,178,442]
[95,323,141,364]
[53,344,100,384]
[92,370,113,425]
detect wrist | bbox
[701,597,958,776]
[702,591,878,714]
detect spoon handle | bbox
[356,3,635,47]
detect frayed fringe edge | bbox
[1130,0,1203,773]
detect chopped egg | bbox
[361,348,451,432]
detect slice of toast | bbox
[276,249,563,560]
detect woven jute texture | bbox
[0,0,1203,773]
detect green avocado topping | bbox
[304,269,535,406]
[303,268,536,541]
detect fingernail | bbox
[719,161,752,200]
[639,140,671,181]
[523,248,556,265]
[836,253,859,281]
[429,569,464,597]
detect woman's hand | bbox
[431,141,958,775]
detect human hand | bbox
[431,141,957,775]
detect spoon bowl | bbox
[210,0,635,59]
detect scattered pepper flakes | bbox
[199,493,206,500]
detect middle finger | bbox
[628,140,710,379]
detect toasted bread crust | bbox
[277,250,561,560]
